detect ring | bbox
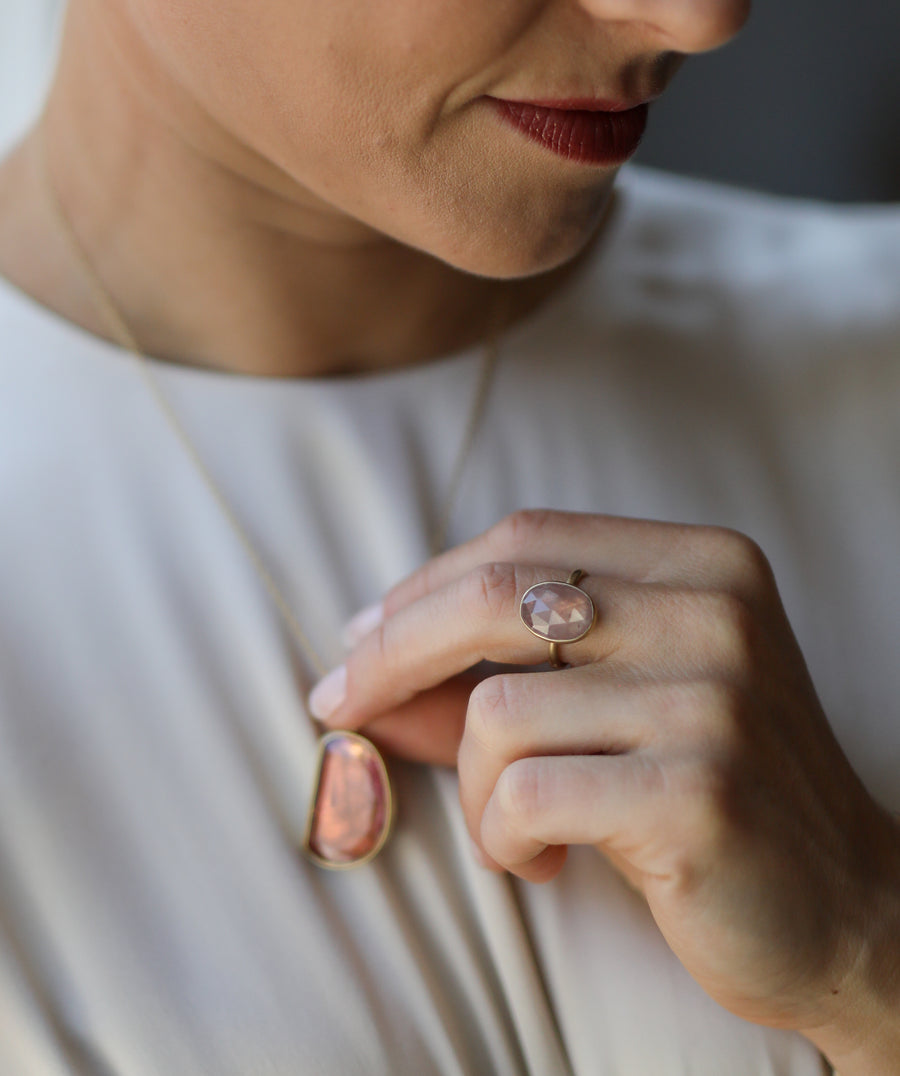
[519,569,596,668]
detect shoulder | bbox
[599,168,900,360]
[616,165,900,271]
[523,166,900,395]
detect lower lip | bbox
[488,99,649,166]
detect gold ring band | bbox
[520,569,596,669]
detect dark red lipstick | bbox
[488,98,649,166]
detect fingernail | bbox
[341,601,384,648]
[469,838,493,870]
[308,665,347,723]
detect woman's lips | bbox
[488,98,649,166]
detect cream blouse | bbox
[3,166,898,1074]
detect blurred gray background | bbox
[1,0,898,203]
[635,0,900,202]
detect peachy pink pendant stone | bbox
[520,581,595,642]
[305,731,392,868]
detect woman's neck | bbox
[0,1,585,379]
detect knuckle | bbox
[699,526,775,592]
[492,509,556,558]
[466,561,519,622]
[466,675,523,750]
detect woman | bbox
[0,1,897,1073]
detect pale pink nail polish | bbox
[341,601,384,648]
[308,665,347,723]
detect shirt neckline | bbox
[0,179,630,394]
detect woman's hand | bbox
[310,510,900,1067]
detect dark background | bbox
[2,0,899,203]
[636,0,900,202]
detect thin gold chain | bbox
[39,128,500,681]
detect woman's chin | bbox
[422,189,617,281]
[429,221,603,281]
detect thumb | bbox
[358,672,482,767]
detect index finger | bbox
[314,562,628,731]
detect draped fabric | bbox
[2,166,896,1073]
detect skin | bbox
[1,0,897,1072]
[316,512,900,1075]
[0,0,748,375]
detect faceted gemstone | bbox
[520,581,595,643]
[306,732,392,868]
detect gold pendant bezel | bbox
[302,730,394,871]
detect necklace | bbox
[40,131,501,870]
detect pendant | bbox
[303,730,394,869]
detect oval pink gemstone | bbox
[306,732,392,868]
[520,581,595,643]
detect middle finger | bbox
[457,665,660,854]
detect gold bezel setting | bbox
[302,731,394,871]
